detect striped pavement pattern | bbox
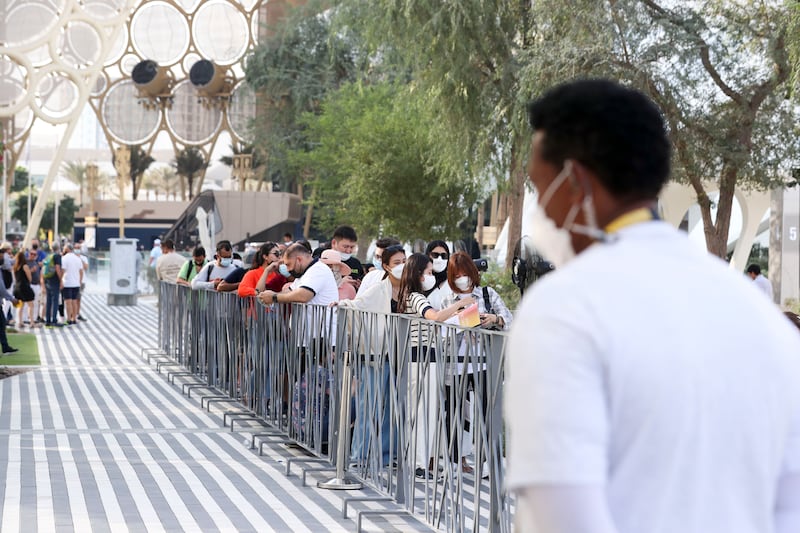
[0,294,433,532]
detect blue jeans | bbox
[45,281,60,324]
[350,362,393,466]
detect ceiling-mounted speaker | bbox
[131,60,171,97]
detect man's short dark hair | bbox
[376,237,400,249]
[163,239,175,250]
[216,240,232,253]
[193,246,206,258]
[332,225,357,242]
[527,79,671,200]
[285,242,312,259]
[747,264,762,275]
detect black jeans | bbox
[0,302,11,350]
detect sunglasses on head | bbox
[430,252,449,259]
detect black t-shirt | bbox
[342,256,364,280]
[223,267,246,284]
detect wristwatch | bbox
[272,293,278,304]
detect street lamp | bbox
[231,152,253,191]
[114,146,130,238]
[85,162,98,249]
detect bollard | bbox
[318,349,362,490]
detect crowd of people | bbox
[157,225,514,476]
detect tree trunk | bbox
[303,185,316,239]
[505,151,526,270]
[698,166,737,258]
[179,176,186,201]
[131,176,139,200]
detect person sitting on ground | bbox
[191,241,237,291]
[176,246,207,286]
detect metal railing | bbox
[158,281,513,532]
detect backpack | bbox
[42,254,57,279]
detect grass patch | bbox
[2,332,40,366]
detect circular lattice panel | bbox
[131,1,190,66]
[166,80,223,145]
[193,1,250,65]
[228,82,255,141]
[102,80,162,144]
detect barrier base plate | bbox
[318,476,363,490]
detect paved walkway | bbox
[0,293,431,532]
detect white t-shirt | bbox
[295,259,339,340]
[752,273,773,300]
[60,252,84,288]
[506,221,800,533]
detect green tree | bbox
[129,145,155,200]
[11,166,31,194]
[519,0,797,257]
[336,0,535,266]
[142,166,179,200]
[295,82,480,240]
[245,0,363,235]
[13,194,78,235]
[172,147,208,200]
[339,0,800,259]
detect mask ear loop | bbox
[538,160,574,208]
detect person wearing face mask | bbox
[320,250,357,300]
[424,240,453,310]
[176,246,207,286]
[397,253,476,478]
[358,237,401,295]
[441,251,513,474]
[256,242,338,309]
[507,80,800,533]
[239,242,286,297]
[336,244,406,466]
[191,241,238,291]
[319,225,364,285]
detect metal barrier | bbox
[158,281,513,532]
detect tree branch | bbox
[638,0,744,105]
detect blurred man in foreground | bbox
[506,79,800,533]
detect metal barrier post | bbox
[318,348,362,490]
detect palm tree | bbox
[110,144,155,200]
[143,167,179,200]
[219,143,267,191]
[172,147,208,200]
[61,161,87,205]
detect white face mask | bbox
[421,274,436,292]
[390,263,405,280]
[339,252,351,262]
[431,257,447,273]
[454,276,472,292]
[531,160,606,267]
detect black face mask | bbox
[194,260,204,267]
[290,259,306,279]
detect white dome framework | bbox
[0,0,264,245]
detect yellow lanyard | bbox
[604,207,657,235]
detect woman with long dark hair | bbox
[424,240,452,309]
[397,253,475,478]
[13,250,35,327]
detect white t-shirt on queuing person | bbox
[295,259,339,342]
[60,252,84,288]
[506,220,800,533]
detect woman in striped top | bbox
[396,253,475,478]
